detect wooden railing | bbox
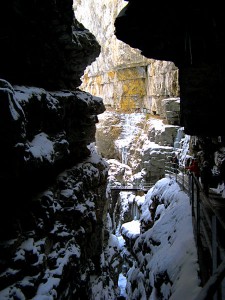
[110,183,154,192]
[165,161,225,300]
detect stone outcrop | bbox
[0,144,110,299]
[161,98,180,125]
[0,79,105,200]
[96,112,122,159]
[0,0,100,90]
[96,111,182,184]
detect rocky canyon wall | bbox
[74,0,180,116]
[0,1,119,299]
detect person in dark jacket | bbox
[171,154,179,173]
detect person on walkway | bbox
[171,154,179,174]
[200,161,212,197]
[186,158,200,180]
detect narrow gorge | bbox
[0,1,225,300]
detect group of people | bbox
[171,154,212,197]
[185,158,212,196]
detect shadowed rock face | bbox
[115,1,225,136]
[0,2,114,298]
[0,0,104,208]
[0,80,105,197]
[0,0,100,89]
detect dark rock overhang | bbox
[115,1,225,67]
[0,0,100,90]
[115,1,225,136]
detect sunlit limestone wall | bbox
[73,0,179,114]
[146,61,179,115]
[82,67,147,111]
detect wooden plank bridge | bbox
[110,183,153,193]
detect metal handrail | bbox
[110,183,154,191]
[193,259,225,300]
[165,161,225,299]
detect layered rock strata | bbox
[74,0,180,118]
[81,62,179,117]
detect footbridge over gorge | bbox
[110,183,154,193]
[109,183,154,221]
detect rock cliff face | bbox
[0,80,105,214]
[81,61,179,118]
[74,0,180,117]
[0,1,116,299]
[96,111,182,184]
[0,143,109,299]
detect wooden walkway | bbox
[110,184,153,193]
[167,162,225,299]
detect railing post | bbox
[196,181,200,249]
[212,216,218,273]
[175,163,178,181]
[182,167,184,190]
[165,163,225,300]
[188,172,192,202]
[212,215,219,300]
[191,174,195,216]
